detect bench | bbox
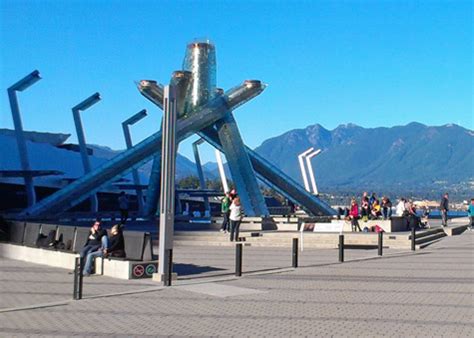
[56,225,75,252]
[8,221,26,244]
[23,222,42,247]
[0,220,157,280]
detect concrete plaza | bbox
[0,229,472,336]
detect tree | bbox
[177,176,200,189]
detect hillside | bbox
[253,122,474,197]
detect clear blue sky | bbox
[1,0,472,163]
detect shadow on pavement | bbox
[173,263,226,276]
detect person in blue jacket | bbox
[468,198,474,231]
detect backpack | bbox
[36,230,57,248]
[374,225,384,233]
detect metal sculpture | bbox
[144,42,268,217]
[21,78,265,217]
[139,82,335,216]
[21,40,335,218]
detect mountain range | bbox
[1,123,472,199]
[253,122,473,196]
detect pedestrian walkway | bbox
[0,230,472,336]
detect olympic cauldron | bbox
[22,41,334,218]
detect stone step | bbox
[173,227,452,250]
[408,228,445,239]
[415,232,447,246]
[443,224,469,236]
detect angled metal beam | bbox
[140,80,269,217]
[192,138,210,214]
[122,109,148,214]
[215,149,229,194]
[142,70,192,217]
[142,71,193,217]
[198,127,335,216]
[139,83,335,216]
[72,92,101,212]
[141,76,269,217]
[214,109,268,216]
[7,70,41,207]
[21,81,264,218]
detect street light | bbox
[122,109,148,214]
[72,92,101,212]
[305,149,322,195]
[8,70,42,207]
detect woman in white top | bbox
[229,196,243,242]
[395,198,406,216]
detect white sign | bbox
[313,221,345,233]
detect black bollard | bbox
[292,238,298,268]
[411,227,416,251]
[78,257,84,299]
[339,234,344,262]
[73,257,79,300]
[166,249,173,286]
[73,257,83,300]
[236,243,243,277]
[378,232,383,256]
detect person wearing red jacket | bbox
[349,198,362,232]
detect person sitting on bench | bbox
[80,219,107,260]
[80,220,107,276]
[104,224,125,258]
[83,224,125,276]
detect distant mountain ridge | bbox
[253,122,474,193]
[2,123,472,198]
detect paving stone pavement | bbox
[0,230,472,337]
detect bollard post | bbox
[235,243,243,277]
[73,257,83,300]
[292,238,298,268]
[73,257,79,300]
[338,234,344,262]
[78,257,84,299]
[166,249,173,286]
[411,227,416,251]
[378,232,383,256]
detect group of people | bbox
[340,192,394,232]
[394,198,430,230]
[80,219,126,276]
[219,189,244,242]
[342,191,462,232]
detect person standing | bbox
[118,191,129,224]
[229,196,243,242]
[440,193,449,227]
[468,198,474,231]
[395,198,406,216]
[349,198,362,232]
[220,192,231,233]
